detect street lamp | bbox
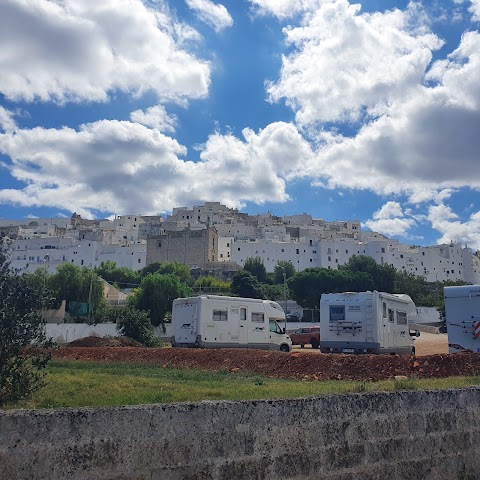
[283,271,287,333]
[42,255,49,318]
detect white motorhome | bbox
[171,295,292,352]
[320,291,418,355]
[444,285,480,353]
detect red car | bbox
[289,326,320,349]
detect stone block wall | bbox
[1,389,480,479]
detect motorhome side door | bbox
[239,306,248,345]
[174,302,197,344]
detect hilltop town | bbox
[1,201,479,284]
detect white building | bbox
[2,202,480,284]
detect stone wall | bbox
[1,389,480,479]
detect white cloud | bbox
[267,1,443,125]
[364,201,416,237]
[185,0,233,32]
[0,107,16,133]
[259,3,480,202]
[130,106,177,133]
[470,0,480,20]
[249,0,325,19]
[428,202,480,249]
[0,0,210,103]
[0,120,311,216]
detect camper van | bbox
[319,291,418,355]
[171,295,292,352]
[444,285,480,353]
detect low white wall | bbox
[45,323,173,343]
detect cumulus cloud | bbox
[267,1,443,125]
[470,0,480,20]
[428,202,480,249]
[0,0,210,103]
[364,201,416,237]
[259,2,480,203]
[185,0,233,32]
[130,106,177,133]
[0,107,16,133]
[0,120,310,216]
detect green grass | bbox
[7,359,480,410]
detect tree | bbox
[116,307,158,347]
[49,264,104,314]
[341,255,396,292]
[287,268,375,309]
[273,260,296,284]
[230,271,264,299]
[243,257,268,283]
[129,273,192,329]
[95,261,140,288]
[154,261,192,285]
[194,275,230,294]
[0,245,51,405]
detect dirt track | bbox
[53,333,480,382]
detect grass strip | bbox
[7,359,480,410]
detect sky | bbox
[0,0,479,249]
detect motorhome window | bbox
[396,310,407,325]
[330,305,345,321]
[252,312,265,323]
[348,305,360,312]
[383,302,387,319]
[240,308,246,321]
[269,321,282,333]
[213,310,228,321]
[388,308,394,323]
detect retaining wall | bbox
[1,389,480,480]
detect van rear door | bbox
[173,302,197,345]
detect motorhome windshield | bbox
[269,320,284,334]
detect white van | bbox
[320,291,418,355]
[444,285,480,353]
[171,295,292,352]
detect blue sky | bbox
[0,0,479,249]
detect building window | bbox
[381,248,385,253]
[400,254,404,258]
[296,249,299,254]
[238,247,241,251]
[335,259,338,263]
[158,241,162,247]
[213,310,228,321]
[328,256,331,261]
[346,250,348,254]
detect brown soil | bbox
[53,343,480,382]
[66,336,143,348]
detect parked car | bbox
[289,326,320,349]
[286,313,301,322]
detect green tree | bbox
[341,255,396,292]
[287,268,375,309]
[243,257,268,283]
[50,264,104,313]
[273,260,296,284]
[0,245,51,405]
[230,270,264,299]
[116,307,158,347]
[95,261,140,288]
[155,261,192,285]
[194,275,231,294]
[129,273,192,329]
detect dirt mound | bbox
[66,336,143,348]
[53,347,480,382]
